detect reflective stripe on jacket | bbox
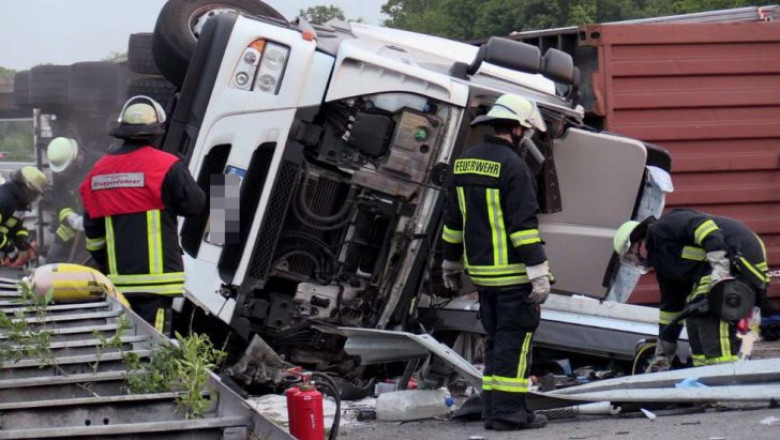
[0,182,31,250]
[442,136,547,288]
[647,209,769,320]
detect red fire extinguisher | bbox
[286,375,324,440]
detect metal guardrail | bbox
[0,270,293,440]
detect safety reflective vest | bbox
[80,146,184,296]
[442,136,548,288]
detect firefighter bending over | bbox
[0,167,48,266]
[614,209,769,371]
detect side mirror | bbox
[467,37,542,76]
[542,48,575,85]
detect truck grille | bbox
[285,176,344,276]
[246,160,300,284]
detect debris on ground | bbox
[640,408,658,421]
[759,415,780,426]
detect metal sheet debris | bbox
[340,328,483,390]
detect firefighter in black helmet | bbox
[80,95,205,333]
[441,94,551,431]
[614,209,769,371]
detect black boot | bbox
[493,413,548,431]
[482,390,493,430]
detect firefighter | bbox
[614,209,770,371]
[441,94,551,431]
[44,137,90,263]
[80,95,206,333]
[0,166,49,265]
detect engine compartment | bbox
[233,93,454,367]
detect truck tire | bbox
[12,70,31,108]
[152,0,285,87]
[69,62,121,113]
[126,76,178,109]
[29,65,70,109]
[128,33,160,75]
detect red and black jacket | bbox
[80,142,205,296]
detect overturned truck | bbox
[150,0,672,382]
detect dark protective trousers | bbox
[126,293,173,336]
[657,230,766,367]
[657,274,740,366]
[478,284,540,423]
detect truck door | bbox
[540,128,647,299]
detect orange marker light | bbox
[302,30,316,41]
[250,39,266,53]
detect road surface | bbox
[339,404,780,440]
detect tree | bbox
[381,0,777,40]
[0,66,15,82]
[300,5,346,24]
[102,52,127,63]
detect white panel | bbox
[348,22,556,95]
[540,129,647,298]
[184,254,228,321]
[298,52,334,107]
[183,110,295,318]
[325,39,469,106]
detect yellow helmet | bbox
[18,166,49,194]
[613,220,640,257]
[46,137,79,173]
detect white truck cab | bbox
[153,3,671,373]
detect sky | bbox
[0,0,387,71]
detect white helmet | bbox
[112,95,167,139]
[46,137,79,173]
[118,95,166,124]
[471,94,547,132]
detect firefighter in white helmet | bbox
[441,94,550,431]
[44,137,92,263]
[0,166,49,265]
[80,96,205,333]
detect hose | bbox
[272,250,322,277]
[280,232,338,261]
[297,172,356,223]
[312,372,341,440]
[291,188,356,231]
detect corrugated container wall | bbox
[580,22,780,309]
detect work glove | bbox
[527,261,552,304]
[59,207,84,231]
[645,339,677,373]
[706,250,731,285]
[65,212,84,231]
[56,224,77,242]
[441,259,465,291]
